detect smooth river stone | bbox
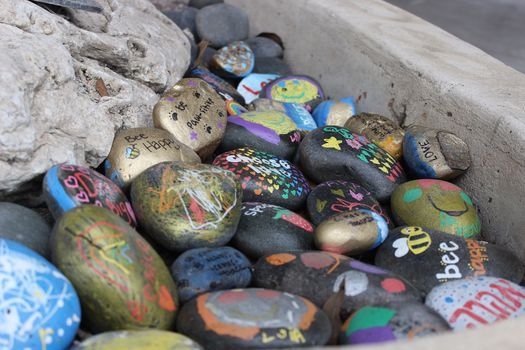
[253,251,421,320]
[237,73,280,104]
[188,66,246,104]
[403,125,471,180]
[262,75,325,111]
[249,98,317,131]
[375,226,524,294]
[176,288,331,349]
[247,36,284,58]
[195,3,249,48]
[391,179,481,238]
[43,163,137,227]
[339,301,450,345]
[218,111,301,160]
[298,126,406,201]
[131,162,242,252]
[344,113,405,159]
[170,246,252,303]
[209,41,254,78]
[312,97,356,127]
[306,180,391,226]
[0,238,81,350]
[213,148,311,210]
[104,127,201,188]
[315,209,389,256]
[51,206,178,333]
[253,57,292,76]
[425,276,525,331]
[232,202,314,259]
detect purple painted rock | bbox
[262,75,325,111]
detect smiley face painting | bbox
[264,75,324,111]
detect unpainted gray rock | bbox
[189,0,223,9]
[247,36,283,58]
[195,3,249,48]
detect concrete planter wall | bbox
[227,0,525,349]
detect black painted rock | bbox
[217,111,301,160]
[254,251,421,320]
[163,4,199,39]
[195,4,249,48]
[253,57,292,76]
[232,202,314,259]
[213,148,311,210]
[262,75,324,112]
[177,288,332,349]
[209,41,254,78]
[298,126,406,201]
[375,226,524,294]
[189,0,223,9]
[247,36,284,58]
[72,330,204,349]
[306,180,391,226]
[339,301,450,345]
[170,246,252,303]
[189,66,246,104]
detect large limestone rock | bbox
[0,0,190,200]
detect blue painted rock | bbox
[0,238,81,350]
[298,126,406,201]
[232,202,314,259]
[213,148,311,210]
[247,36,284,58]
[72,330,203,349]
[312,97,356,127]
[339,302,450,345]
[262,75,325,111]
[131,162,242,252]
[43,163,137,226]
[391,179,481,238]
[51,206,178,332]
[425,277,525,330]
[177,288,331,349]
[225,99,247,116]
[209,41,254,78]
[195,4,249,48]
[188,66,246,104]
[249,98,317,131]
[170,246,252,303]
[403,125,471,180]
[218,111,301,160]
[237,73,280,104]
[306,180,391,226]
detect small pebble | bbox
[195,4,249,48]
[225,99,247,115]
[247,36,284,58]
[313,97,356,127]
[209,41,254,78]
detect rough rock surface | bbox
[0,0,191,199]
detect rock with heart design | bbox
[391,179,481,238]
[249,98,317,131]
[209,41,254,78]
[51,206,178,333]
[314,209,389,256]
[262,75,325,111]
[253,251,421,320]
[131,162,242,252]
[425,276,525,331]
[212,148,311,211]
[344,113,405,159]
[217,111,301,160]
[176,288,331,350]
[312,97,356,127]
[231,202,314,259]
[170,246,252,303]
[188,66,246,104]
[375,226,524,293]
[237,74,280,104]
[43,163,137,227]
[339,301,450,345]
[104,127,201,189]
[298,126,406,201]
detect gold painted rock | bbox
[51,206,178,333]
[315,209,389,256]
[105,127,201,188]
[130,162,242,252]
[153,78,227,159]
[391,179,481,238]
[209,41,255,78]
[344,113,405,159]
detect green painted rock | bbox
[51,206,178,333]
[131,162,242,252]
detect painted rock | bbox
[249,98,317,131]
[188,66,246,104]
[253,57,292,76]
[375,226,524,293]
[339,302,450,345]
[218,111,301,160]
[73,330,203,350]
[298,126,406,201]
[226,99,247,116]
[237,73,280,104]
[391,179,481,238]
[425,277,525,330]
[209,41,254,78]
[306,180,391,226]
[232,202,314,259]
[262,75,325,111]
[153,78,227,159]
[104,127,201,188]
[170,246,252,303]
[195,3,249,48]
[403,125,471,179]
[247,36,284,58]
[43,163,137,227]
[253,251,421,319]
[213,148,311,210]
[177,288,331,349]
[344,113,405,159]
[312,97,356,127]
[51,206,178,332]
[315,209,389,256]
[0,202,51,257]
[0,238,81,350]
